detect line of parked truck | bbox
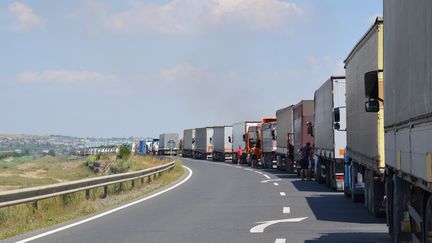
[177,2,432,241]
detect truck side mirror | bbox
[306,122,314,137]
[333,108,340,123]
[228,136,232,143]
[271,130,276,140]
[209,137,212,144]
[334,122,341,130]
[365,100,380,112]
[364,70,379,99]
[243,134,246,142]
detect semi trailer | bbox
[276,105,295,172]
[293,100,315,173]
[212,126,233,161]
[313,76,347,191]
[182,129,195,158]
[262,121,277,169]
[194,127,214,160]
[158,133,179,156]
[363,1,432,241]
[232,121,259,164]
[344,17,385,216]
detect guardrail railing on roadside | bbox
[0,161,176,208]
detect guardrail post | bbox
[148,175,152,183]
[86,189,90,200]
[141,177,144,185]
[131,180,135,188]
[32,201,38,213]
[103,185,108,198]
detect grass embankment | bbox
[0,158,184,240]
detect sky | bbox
[0,0,382,138]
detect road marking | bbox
[15,166,194,243]
[263,174,271,179]
[245,168,253,171]
[275,239,286,243]
[280,192,286,196]
[255,171,263,175]
[273,182,279,186]
[250,217,308,233]
[261,179,282,183]
[283,207,290,214]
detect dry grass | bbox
[0,160,184,240]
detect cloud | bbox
[8,2,44,32]
[16,70,119,84]
[160,63,206,82]
[102,0,304,34]
[307,56,344,76]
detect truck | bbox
[182,129,195,158]
[151,139,159,155]
[293,100,315,173]
[158,133,179,156]
[231,121,259,164]
[139,140,146,155]
[363,2,432,241]
[343,17,385,216]
[194,127,214,160]
[212,126,233,161]
[262,121,277,169]
[313,76,346,191]
[276,105,295,172]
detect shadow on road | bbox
[304,232,391,242]
[291,180,334,192]
[305,194,386,224]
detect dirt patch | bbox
[0,185,20,192]
[2,158,13,163]
[61,161,82,170]
[21,169,47,179]
[16,162,36,170]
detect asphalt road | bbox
[5,158,390,243]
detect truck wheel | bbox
[364,169,370,210]
[392,175,410,242]
[424,195,432,243]
[351,164,362,203]
[326,161,331,188]
[344,187,351,198]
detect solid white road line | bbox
[15,166,194,243]
[273,182,279,186]
[280,192,286,196]
[261,179,282,183]
[283,207,291,214]
[263,174,271,179]
[255,171,263,175]
[275,239,286,243]
[250,217,308,233]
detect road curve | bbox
[4,158,390,243]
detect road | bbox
[5,158,390,243]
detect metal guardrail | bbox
[0,161,176,208]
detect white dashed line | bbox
[280,192,286,196]
[273,182,279,186]
[283,207,291,214]
[275,238,286,243]
[263,174,271,179]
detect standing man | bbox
[300,142,312,181]
[236,146,243,165]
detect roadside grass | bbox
[0,160,184,240]
[0,155,169,191]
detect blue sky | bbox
[0,0,382,138]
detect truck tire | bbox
[364,169,370,210]
[424,195,432,243]
[326,160,331,188]
[351,164,362,203]
[392,175,410,242]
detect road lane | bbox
[5,158,390,243]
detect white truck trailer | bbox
[182,129,195,158]
[276,105,295,172]
[313,76,346,191]
[158,133,179,156]
[212,126,233,161]
[344,17,385,216]
[364,2,432,241]
[194,127,214,160]
[262,121,277,169]
[232,121,259,164]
